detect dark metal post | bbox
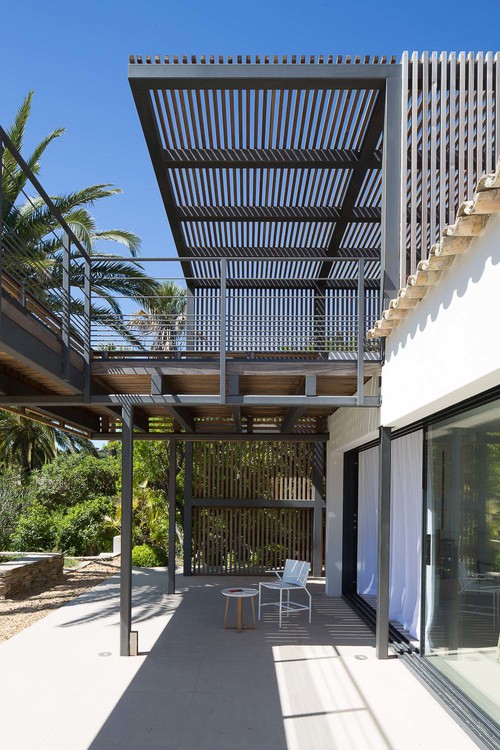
[61,231,71,381]
[381,73,403,309]
[376,425,392,659]
[120,404,134,656]
[186,287,195,351]
[83,254,91,401]
[168,438,177,593]
[219,258,227,403]
[0,138,3,327]
[183,441,193,576]
[312,442,325,577]
[357,259,365,404]
[313,282,326,355]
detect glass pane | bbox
[357,446,378,609]
[425,400,500,727]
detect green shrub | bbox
[56,496,115,556]
[0,469,30,549]
[131,544,168,567]
[30,454,119,510]
[10,502,57,551]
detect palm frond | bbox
[94,229,141,257]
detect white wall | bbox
[382,214,500,428]
[325,378,380,595]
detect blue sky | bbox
[1,0,497,268]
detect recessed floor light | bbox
[354,654,368,660]
[98,651,112,657]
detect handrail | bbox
[0,126,91,263]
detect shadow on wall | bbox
[386,214,500,361]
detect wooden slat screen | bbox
[192,506,313,575]
[402,52,500,280]
[193,441,314,500]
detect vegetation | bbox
[132,280,187,351]
[2,91,157,341]
[131,544,168,567]
[0,412,96,474]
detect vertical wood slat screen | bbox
[192,506,313,575]
[192,441,314,500]
[402,52,500,282]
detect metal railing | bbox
[0,127,91,387]
[89,256,381,359]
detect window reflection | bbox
[426,403,500,728]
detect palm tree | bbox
[0,411,97,473]
[132,281,187,351]
[1,91,157,342]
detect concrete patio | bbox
[0,569,479,750]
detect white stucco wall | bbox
[381,213,500,428]
[325,378,380,594]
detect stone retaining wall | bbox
[0,553,64,598]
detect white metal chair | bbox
[258,559,312,628]
[458,563,500,628]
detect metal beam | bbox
[92,359,382,378]
[129,85,193,283]
[93,432,330,442]
[0,373,100,433]
[381,72,403,304]
[120,404,134,657]
[177,205,381,223]
[281,375,316,432]
[192,498,316,508]
[163,146,382,169]
[150,372,194,432]
[128,62,400,91]
[319,92,386,278]
[0,312,84,395]
[184,246,381,259]
[5,394,380,407]
[192,278,381,291]
[376,425,392,659]
[168,439,177,594]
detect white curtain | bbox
[357,446,379,596]
[389,431,423,640]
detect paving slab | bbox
[0,569,480,750]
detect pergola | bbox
[0,53,446,659]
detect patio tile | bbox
[0,571,480,750]
[180,690,288,748]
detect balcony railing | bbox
[90,256,381,360]
[0,126,91,385]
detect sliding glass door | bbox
[425,400,500,727]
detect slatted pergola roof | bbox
[129,55,400,289]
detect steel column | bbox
[61,232,71,381]
[168,439,177,594]
[357,259,365,404]
[381,73,403,307]
[219,258,227,403]
[183,442,193,576]
[376,425,392,659]
[313,442,325,577]
[0,139,4,328]
[83,254,91,401]
[120,404,134,656]
[185,287,195,350]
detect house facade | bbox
[0,52,499,747]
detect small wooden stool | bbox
[222,588,258,633]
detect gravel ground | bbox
[0,560,120,644]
